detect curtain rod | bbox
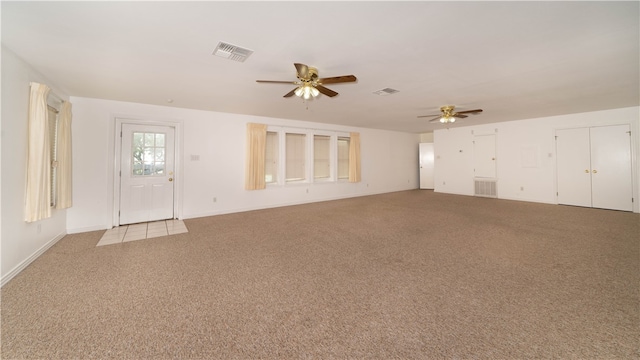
[47,104,59,114]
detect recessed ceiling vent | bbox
[373,88,399,96]
[213,42,253,62]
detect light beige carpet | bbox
[2,190,638,359]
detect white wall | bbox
[67,97,421,233]
[434,107,640,212]
[1,47,68,285]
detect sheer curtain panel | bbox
[245,123,267,190]
[25,82,52,222]
[349,132,361,183]
[56,101,73,209]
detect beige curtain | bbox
[25,82,52,222]
[348,132,361,183]
[56,101,72,209]
[245,123,267,190]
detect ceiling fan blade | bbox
[428,117,443,123]
[454,114,468,119]
[283,88,298,97]
[294,63,309,79]
[318,75,357,84]
[256,80,298,84]
[315,85,338,97]
[454,109,483,115]
[417,114,440,118]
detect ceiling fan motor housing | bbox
[298,66,319,82]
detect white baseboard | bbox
[66,224,108,234]
[1,231,66,287]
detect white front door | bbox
[474,134,496,178]
[419,143,434,189]
[120,124,175,225]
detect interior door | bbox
[474,134,496,178]
[590,125,632,211]
[556,127,592,207]
[419,143,434,189]
[120,124,175,225]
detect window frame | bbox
[337,135,351,181]
[312,132,334,182]
[265,126,351,187]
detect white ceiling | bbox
[2,1,638,133]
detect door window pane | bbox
[132,131,167,177]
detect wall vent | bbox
[212,42,254,62]
[474,178,497,198]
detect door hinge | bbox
[627,131,631,136]
[120,131,123,137]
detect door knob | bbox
[585,170,589,173]
[168,178,173,182]
[592,170,597,174]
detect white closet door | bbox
[474,134,496,178]
[590,125,633,211]
[419,143,434,189]
[556,128,592,207]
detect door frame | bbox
[111,117,183,228]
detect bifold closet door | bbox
[590,125,632,211]
[556,127,592,208]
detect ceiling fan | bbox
[256,63,357,99]
[418,105,483,124]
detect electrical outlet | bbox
[520,186,524,191]
[213,197,217,203]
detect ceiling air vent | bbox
[212,42,254,62]
[373,88,400,96]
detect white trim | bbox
[184,188,402,220]
[1,231,66,287]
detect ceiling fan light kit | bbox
[294,83,320,100]
[256,63,357,99]
[418,105,484,125]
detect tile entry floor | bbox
[96,219,188,247]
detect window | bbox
[314,135,331,180]
[285,133,306,182]
[338,136,350,180]
[132,132,166,176]
[259,126,354,187]
[265,131,279,183]
[48,105,59,207]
